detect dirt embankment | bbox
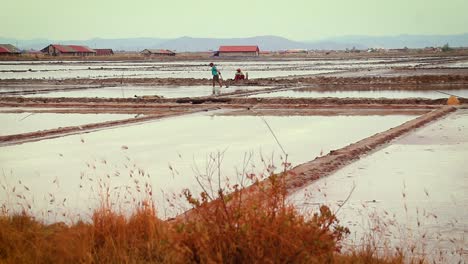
[220,108,433,116]
[267,74,468,89]
[1,96,465,109]
[224,97,468,105]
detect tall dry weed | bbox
[171,155,350,263]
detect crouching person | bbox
[234,68,245,81]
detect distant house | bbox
[41,44,96,56]
[0,44,21,56]
[218,46,260,57]
[284,49,307,54]
[423,47,442,52]
[387,47,410,53]
[94,49,114,56]
[141,49,176,56]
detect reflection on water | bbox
[0,114,416,221]
[288,110,468,262]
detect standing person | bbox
[209,62,223,95]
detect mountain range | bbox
[1,34,467,52]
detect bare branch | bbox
[335,182,356,215]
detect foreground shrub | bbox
[175,171,349,263]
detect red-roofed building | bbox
[41,44,96,56]
[0,44,21,56]
[218,45,259,57]
[94,49,114,56]
[68,45,94,53]
[141,49,176,57]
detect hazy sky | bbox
[2,0,467,40]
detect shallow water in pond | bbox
[0,68,338,80]
[438,60,468,68]
[0,112,136,136]
[21,85,270,98]
[0,113,417,220]
[251,89,468,99]
[288,110,468,262]
[0,58,433,80]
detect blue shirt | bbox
[211,66,219,76]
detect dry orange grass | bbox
[0,168,418,263]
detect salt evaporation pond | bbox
[438,60,468,68]
[251,89,468,99]
[22,85,271,98]
[0,58,433,80]
[288,110,468,262]
[0,84,100,95]
[0,112,417,220]
[0,68,338,80]
[1,112,135,136]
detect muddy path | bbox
[1,95,465,105]
[0,96,464,126]
[219,107,433,116]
